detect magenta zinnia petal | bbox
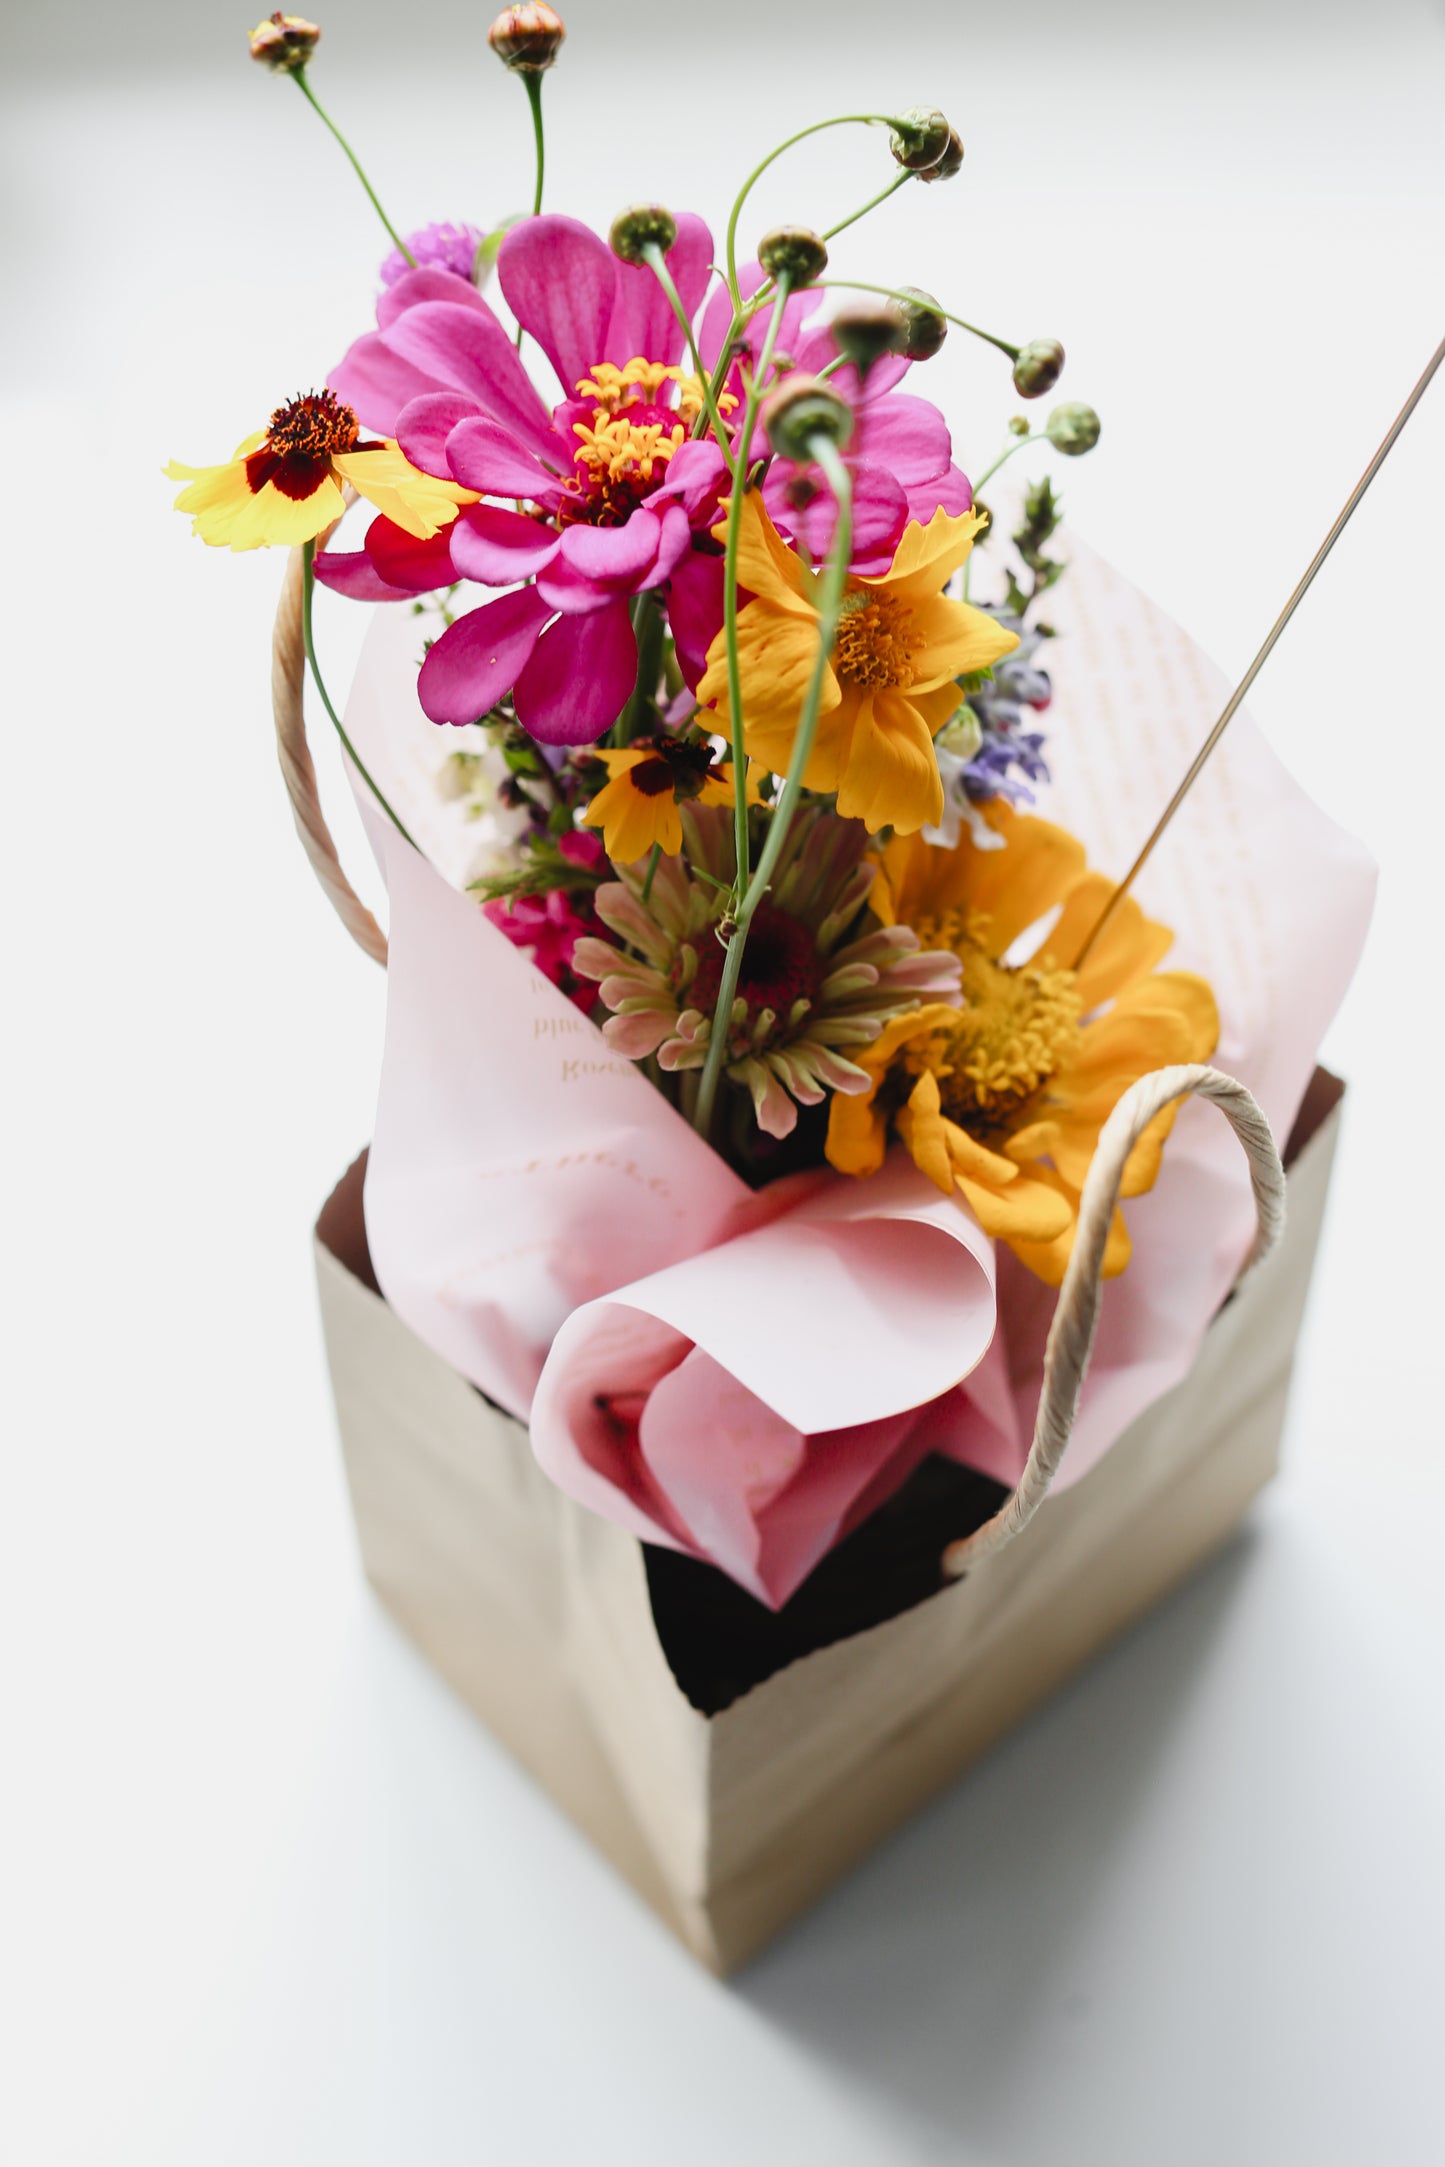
[607,213,715,372]
[499,215,618,402]
[449,504,561,585]
[381,300,557,459]
[514,601,637,745]
[665,549,726,691]
[376,264,496,329]
[554,509,665,587]
[396,390,485,478]
[444,414,568,505]
[418,586,551,725]
[312,546,415,602]
[366,517,458,593]
[765,458,907,568]
[328,334,438,438]
[852,392,954,485]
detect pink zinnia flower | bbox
[319,217,730,743]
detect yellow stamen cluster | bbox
[574,357,683,410]
[911,907,1083,1129]
[571,409,684,486]
[834,591,919,690]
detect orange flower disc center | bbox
[833,591,919,691]
[911,909,1083,1131]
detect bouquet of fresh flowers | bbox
[171,8,1392,1963]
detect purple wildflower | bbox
[380,222,487,291]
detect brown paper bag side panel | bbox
[314,1095,1340,1975]
[700,1098,1340,1890]
[316,1243,708,1952]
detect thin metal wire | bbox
[1073,335,1445,969]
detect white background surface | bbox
[3,2,1444,2159]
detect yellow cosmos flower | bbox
[825,805,1220,1283]
[167,387,473,552]
[696,495,1020,835]
[581,737,738,862]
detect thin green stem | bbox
[301,541,416,846]
[642,242,732,448]
[973,431,1043,491]
[809,278,1019,362]
[641,843,663,904]
[523,72,546,216]
[292,72,414,266]
[692,438,854,1142]
[613,592,666,747]
[822,168,913,243]
[740,435,853,906]
[721,280,793,902]
[724,112,897,312]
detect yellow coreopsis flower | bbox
[167,388,473,552]
[581,737,738,862]
[825,806,1220,1283]
[696,495,1020,835]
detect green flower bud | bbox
[608,204,678,265]
[760,376,855,463]
[487,3,566,71]
[937,706,984,761]
[830,303,908,381]
[757,225,828,287]
[1007,414,1031,436]
[896,286,948,361]
[888,107,953,172]
[248,12,320,70]
[917,128,965,183]
[1044,401,1101,456]
[1011,338,1065,398]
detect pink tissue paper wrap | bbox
[340,532,1375,1607]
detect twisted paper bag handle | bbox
[272,553,1289,1572]
[942,1064,1286,1577]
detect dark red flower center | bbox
[686,901,824,1026]
[246,389,360,499]
[626,737,722,802]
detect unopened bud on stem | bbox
[888,107,954,172]
[249,12,320,70]
[1012,337,1065,398]
[830,303,907,381]
[917,127,965,183]
[1044,401,1101,455]
[896,286,948,361]
[761,376,854,463]
[757,224,828,286]
[609,204,678,264]
[487,3,566,71]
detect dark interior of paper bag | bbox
[317,1068,1343,1718]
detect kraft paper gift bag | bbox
[313,1069,1341,1975]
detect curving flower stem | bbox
[724,112,901,312]
[692,438,854,1141]
[523,72,546,216]
[809,277,1020,362]
[301,540,416,846]
[721,281,794,902]
[973,431,1045,490]
[822,168,914,244]
[292,72,415,267]
[642,243,733,449]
